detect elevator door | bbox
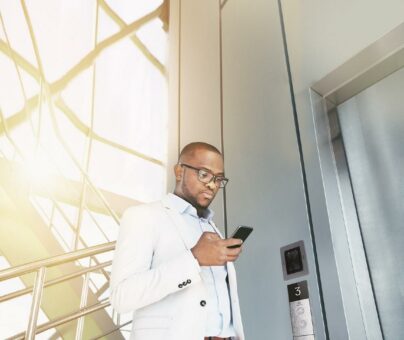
[337,66,404,340]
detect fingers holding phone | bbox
[191,232,242,266]
[191,227,253,266]
[224,241,243,262]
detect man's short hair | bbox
[178,142,222,162]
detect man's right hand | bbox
[191,232,243,266]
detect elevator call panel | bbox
[281,241,314,339]
[280,240,308,280]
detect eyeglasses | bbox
[179,163,229,188]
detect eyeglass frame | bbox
[178,163,229,188]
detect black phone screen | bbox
[228,226,253,248]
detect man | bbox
[110,142,245,340]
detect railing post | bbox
[75,271,90,340]
[26,266,47,340]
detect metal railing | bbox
[0,241,128,340]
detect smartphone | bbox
[228,226,253,248]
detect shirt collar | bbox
[164,193,215,221]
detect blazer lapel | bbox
[161,195,223,249]
[162,201,195,250]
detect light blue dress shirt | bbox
[167,193,236,337]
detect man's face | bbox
[176,149,224,211]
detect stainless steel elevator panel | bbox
[221,0,326,338]
[338,67,404,340]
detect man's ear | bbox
[174,164,183,180]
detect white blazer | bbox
[110,196,244,340]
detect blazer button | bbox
[200,300,206,307]
[187,279,191,284]
[178,284,183,288]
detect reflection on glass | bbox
[338,66,404,340]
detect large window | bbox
[0,1,168,338]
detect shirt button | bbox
[200,300,206,307]
[187,279,191,284]
[182,281,187,286]
[178,284,183,288]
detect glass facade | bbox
[0,0,168,338]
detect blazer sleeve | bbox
[109,205,202,314]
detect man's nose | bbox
[206,179,217,190]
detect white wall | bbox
[282,0,404,94]
[168,0,225,229]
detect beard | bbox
[181,181,214,211]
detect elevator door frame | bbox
[307,22,404,340]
